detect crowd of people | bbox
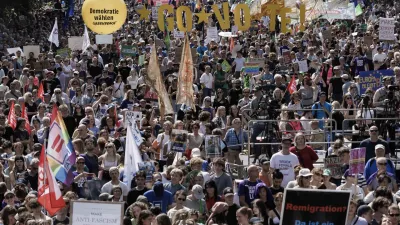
[0,0,400,224]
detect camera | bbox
[388,85,400,91]
[361,94,370,106]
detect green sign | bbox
[56,48,71,58]
[121,45,137,57]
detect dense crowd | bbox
[0,0,400,225]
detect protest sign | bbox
[68,36,84,50]
[231,25,238,36]
[121,45,137,57]
[7,47,24,56]
[206,27,219,44]
[324,156,342,177]
[297,60,308,72]
[205,135,222,158]
[379,17,395,41]
[171,129,188,152]
[152,7,159,20]
[281,189,351,225]
[191,48,198,64]
[56,48,71,58]
[95,34,113,44]
[244,62,260,74]
[85,180,105,200]
[221,60,232,72]
[138,161,155,182]
[358,70,393,94]
[70,200,124,225]
[138,55,145,66]
[349,147,366,175]
[23,45,40,58]
[173,29,185,39]
[174,46,183,63]
[282,50,291,64]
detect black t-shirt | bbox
[270,186,284,195]
[332,111,344,130]
[226,204,239,225]
[119,67,131,83]
[63,116,76,138]
[26,102,38,121]
[228,88,242,105]
[82,153,99,176]
[329,77,344,95]
[26,172,38,191]
[126,187,149,207]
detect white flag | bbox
[123,122,143,187]
[82,26,91,52]
[48,18,59,47]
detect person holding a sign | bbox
[364,144,395,181]
[366,157,397,192]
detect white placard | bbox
[207,27,219,41]
[152,7,158,20]
[23,45,40,58]
[231,25,238,36]
[174,29,185,39]
[70,201,124,225]
[95,35,113,44]
[7,47,24,56]
[68,36,84,50]
[298,60,308,73]
[379,17,395,41]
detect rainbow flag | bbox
[46,105,76,185]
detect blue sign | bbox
[358,70,394,94]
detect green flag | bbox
[164,17,171,50]
[355,4,363,16]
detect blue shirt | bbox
[364,158,395,181]
[144,190,173,213]
[311,102,332,129]
[224,128,248,150]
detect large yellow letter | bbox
[176,6,193,32]
[212,2,230,30]
[268,4,279,32]
[157,4,174,31]
[299,4,305,32]
[233,4,250,31]
[280,7,292,33]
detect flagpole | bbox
[43,138,48,215]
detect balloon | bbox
[82,0,127,34]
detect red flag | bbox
[50,104,58,124]
[287,75,297,94]
[7,101,16,130]
[38,145,65,216]
[37,82,44,101]
[21,103,31,135]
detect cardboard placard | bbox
[174,46,183,63]
[23,45,40,58]
[297,60,308,73]
[349,147,366,175]
[68,36,84,50]
[379,17,395,41]
[205,135,222,158]
[324,156,342,177]
[70,200,124,225]
[174,29,185,39]
[95,35,113,44]
[364,36,373,46]
[322,29,332,41]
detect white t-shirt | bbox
[336,184,365,200]
[167,207,190,219]
[200,73,214,89]
[234,57,245,72]
[373,53,387,63]
[101,181,129,201]
[157,133,170,161]
[270,151,300,187]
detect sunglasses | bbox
[178,198,186,201]
[370,130,378,132]
[303,176,312,179]
[77,162,85,164]
[378,162,387,165]
[314,173,322,176]
[5,195,14,199]
[390,214,400,217]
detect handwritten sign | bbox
[174,29,185,39]
[95,35,113,44]
[379,17,395,41]
[324,156,342,177]
[68,36,84,51]
[349,147,366,175]
[298,60,308,73]
[206,27,219,43]
[70,201,124,225]
[231,25,238,36]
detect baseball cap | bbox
[375,144,385,150]
[259,157,270,165]
[153,181,164,197]
[4,190,14,197]
[192,184,205,199]
[223,187,234,197]
[341,74,349,79]
[323,169,331,176]
[99,193,113,201]
[298,168,312,177]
